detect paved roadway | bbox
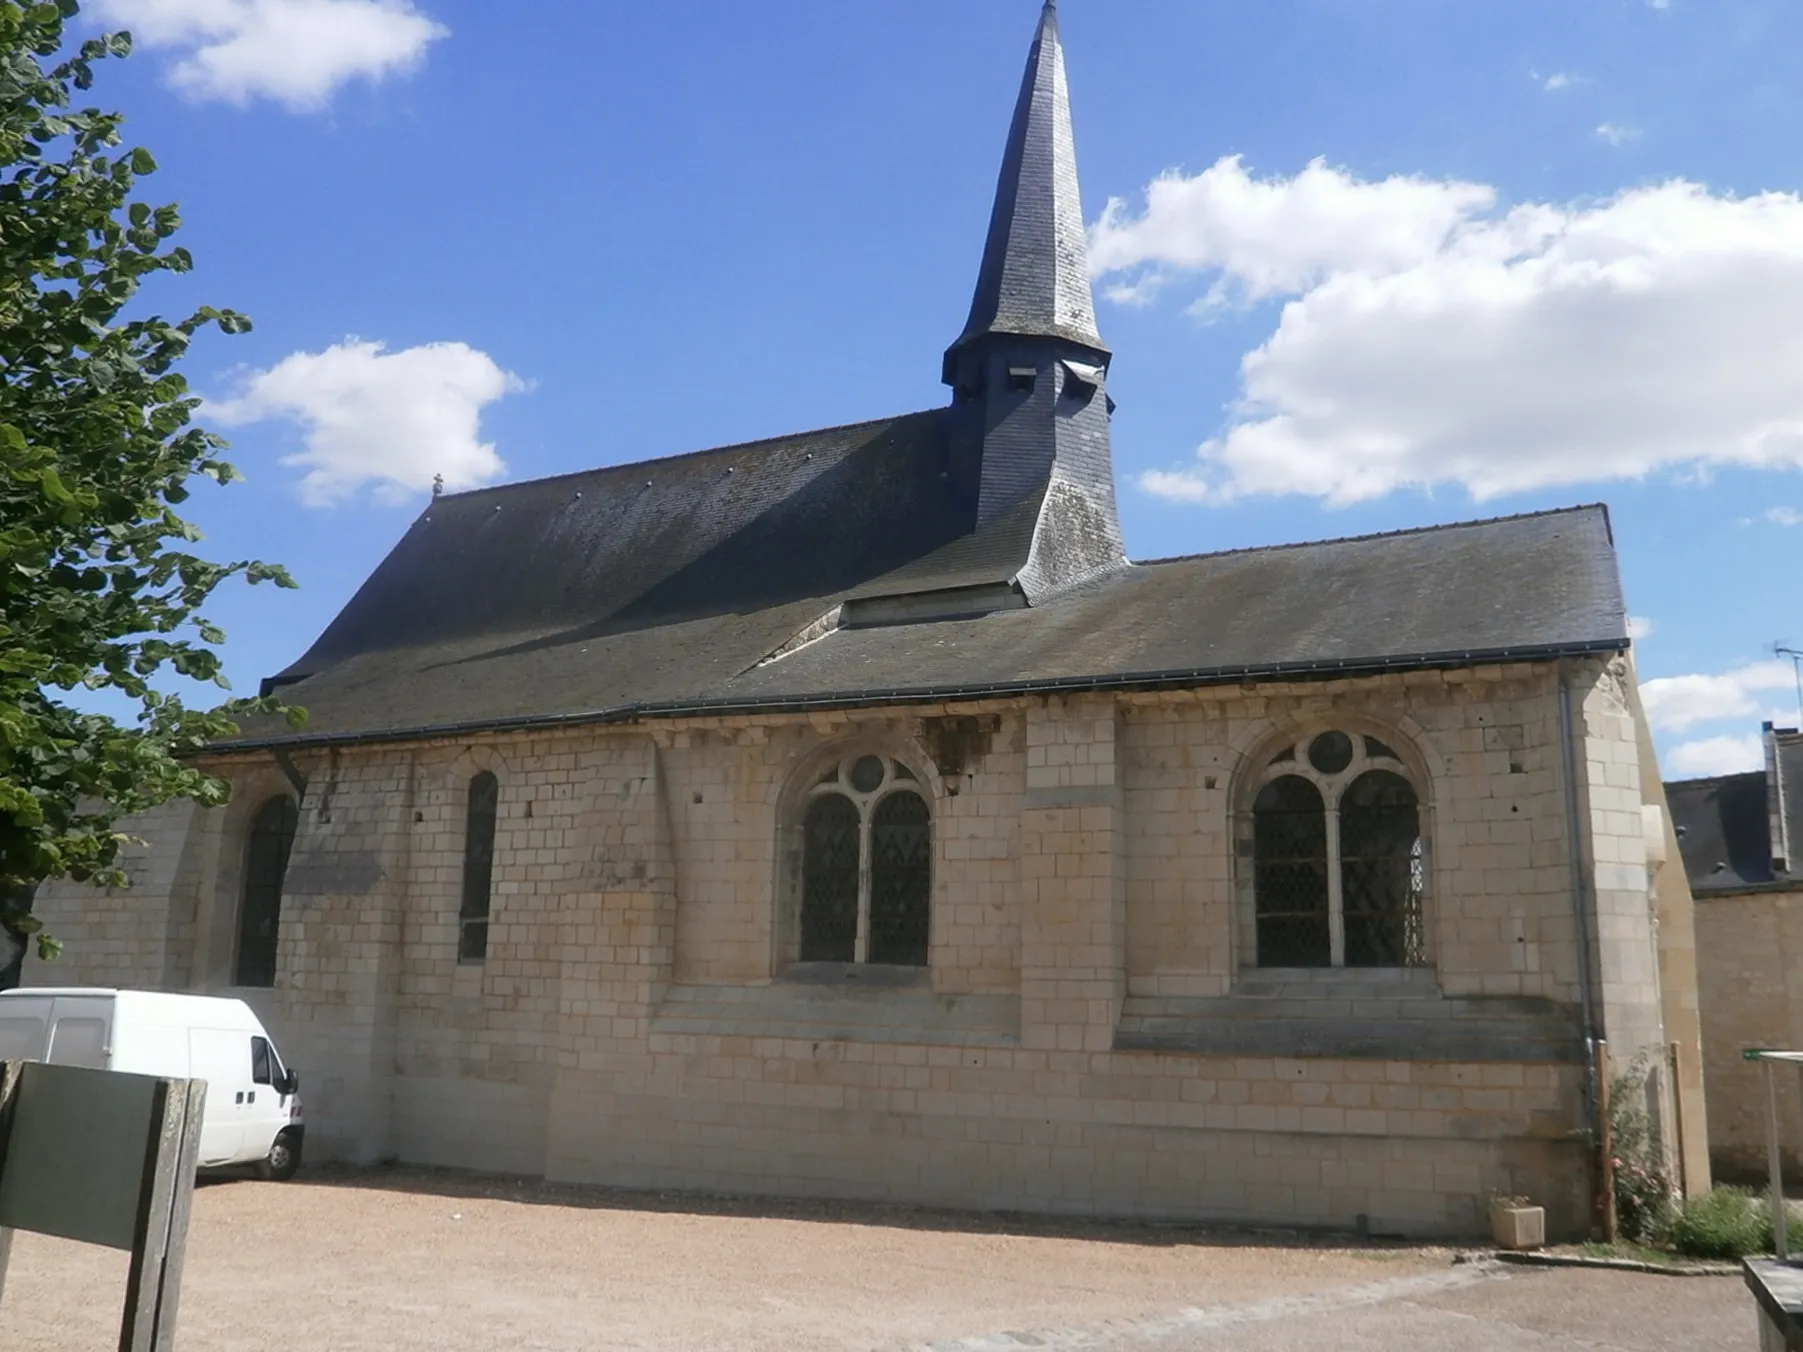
[899,1262,1748,1352]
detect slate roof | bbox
[1667,773,1781,893]
[1670,726,1803,895]
[218,7,1630,753]
[943,0,1106,381]
[224,501,1627,749]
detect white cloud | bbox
[1094,158,1803,505]
[1667,734,1763,777]
[1628,616,1655,641]
[1595,123,1642,147]
[1768,506,1803,526]
[1090,156,1493,305]
[91,0,447,111]
[1542,72,1576,92]
[1640,661,1795,732]
[211,339,523,506]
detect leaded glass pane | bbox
[1254,776,1329,966]
[869,791,930,966]
[1308,731,1354,775]
[850,755,886,794]
[236,795,298,988]
[801,794,860,962]
[1364,736,1400,762]
[460,771,499,963]
[1340,770,1426,967]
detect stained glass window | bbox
[460,772,498,963]
[801,793,861,962]
[1249,735,1428,970]
[798,756,932,968]
[237,795,298,988]
[1254,776,1330,966]
[870,792,931,966]
[1339,770,1425,968]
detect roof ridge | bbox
[1132,503,1612,569]
[1665,770,1767,787]
[431,408,944,504]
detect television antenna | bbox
[1776,642,1803,727]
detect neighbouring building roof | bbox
[221,5,1631,751]
[1669,725,1803,895]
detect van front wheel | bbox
[257,1129,302,1182]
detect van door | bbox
[0,998,49,1062]
[243,1034,289,1164]
[45,996,112,1068]
[188,1027,252,1165]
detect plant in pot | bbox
[1489,1193,1545,1250]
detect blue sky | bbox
[77,0,1803,777]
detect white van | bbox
[0,988,305,1180]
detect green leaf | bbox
[0,2,292,966]
[37,466,75,502]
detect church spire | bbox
[943,0,1106,385]
[935,0,1125,601]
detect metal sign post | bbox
[0,1061,206,1350]
[1743,1048,1803,1264]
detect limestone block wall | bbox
[29,796,200,990]
[19,656,1685,1238]
[542,1034,1592,1236]
[1120,667,1592,1005]
[1694,888,1803,1181]
[1577,663,1667,1068]
[1626,660,1712,1195]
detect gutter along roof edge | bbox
[208,637,1629,755]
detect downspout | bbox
[271,747,309,802]
[1558,659,1606,1228]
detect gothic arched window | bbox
[237,794,299,988]
[460,771,498,963]
[1248,732,1427,969]
[798,754,931,968]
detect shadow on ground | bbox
[275,1160,1448,1255]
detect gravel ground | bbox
[0,1167,1747,1352]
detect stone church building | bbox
[26,3,1709,1237]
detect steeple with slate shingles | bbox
[945,0,1108,378]
[943,0,1124,601]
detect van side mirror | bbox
[280,1069,299,1096]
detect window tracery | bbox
[797,753,931,968]
[1249,731,1427,969]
